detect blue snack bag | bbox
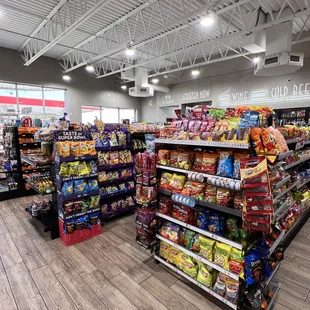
[217,151,233,178]
[74,180,87,194]
[245,250,264,286]
[197,209,209,230]
[62,181,74,196]
[88,179,99,191]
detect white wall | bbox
[0,47,141,123]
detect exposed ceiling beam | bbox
[60,0,232,72]
[20,0,113,66]
[94,5,310,78]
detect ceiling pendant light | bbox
[62,74,71,81]
[121,85,127,90]
[152,77,159,84]
[253,55,260,63]
[86,64,95,72]
[191,69,200,77]
[125,47,135,56]
[200,13,215,27]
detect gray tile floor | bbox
[0,196,309,310]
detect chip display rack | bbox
[135,119,309,310]
[54,131,102,246]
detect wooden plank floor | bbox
[0,196,309,310]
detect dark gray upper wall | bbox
[0,47,141,122]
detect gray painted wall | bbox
[0,47,141,123]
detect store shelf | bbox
[100,188,135,200]
[0,170,19,174]
[96,145,132,151]
[58,190,99,202]
[56,173,98,183]
[98,162,134,171]
[156,234,239,280]
[273,176,291,190]
[158,188,242,218]
[297,178,310,190]
[136,239,157,249]
[155,138,249,149]
[98,175,134,186]
[157,165,242,191]
[273,181,299,203]
[22,167,50,174]
[267,230,286,257]
[267,283,281,310]
[156,212,242,250]
[274,201,294,222]
[277,150,294,161]
[22,155,53,167]
[286,138,301,144]
[26,182,55,196]
[263,262,281,287]
[284,156,310,170]
[58,207,101,221]
[154,255,237,310]
[20,142,41,147]
[55,154,97,163]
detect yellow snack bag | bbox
[159,241,170,260]
[214,242,232,269]
[70,142,80,156]
[167,246,181,265]
[79,141,88,155]
[181,254,198,278]
[56,142,70,157]
[198,236,215,261]
[169,173,186,193]
[197,262,214,288]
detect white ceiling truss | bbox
[0,0,309,79]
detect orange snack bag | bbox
[70,142,80,156]
[87,141,96,155]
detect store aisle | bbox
[0,196,309,310]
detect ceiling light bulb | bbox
[192,69,200,77]
[86,65,95,72]
[121,85,127,90]
[253,56,260,63]
[125,48,135,56]
[152,78,159,84]
[62,74,71,81]
[200,14,215,27]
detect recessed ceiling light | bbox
[253,55,260,63]
[152,78,159,84]
[164,74,168,79]
[125,48,135,56]
[200,14,215,27]
[191,69,200,77]
[86,65,95,72]
[62,74,71,81]
[121,85,127,90]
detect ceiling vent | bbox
[129,86,154,97]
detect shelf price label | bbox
[295,139,305,150]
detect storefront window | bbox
[17,84,44,116]
[0,82,18,121]
[82,106,101,124]
[43,87,66,119]
[120,109,135,124]
[101,107,119,123]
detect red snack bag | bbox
[159,196,172,215]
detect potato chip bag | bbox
[200,153,219,174]
[157,150,170,166]
[87,141,96,155]
[70,142,80,156]
[214,242,232,269]
[59,162,70,177]
[197,262,214,288]
[199,236,215,261]
[250,128,264,154]
[80,141,89,155]
[229,248,245,278]
[181,254,198,278]
[159,241,170,260]
[160,172,173,190]
[169,173,186,193]
[217,151,233,178]
[225,278,239,304]
[56,142,70,157]
[167,246,181,265]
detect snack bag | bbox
[157,150,170,166]
[117,132,127,146]
[217,151,233,178]
[225,278,239,304]
[214,242,232,269]
[69,161,80,176]
[158,196,172,215]
[250,128,264,154]
[216,188,234,207]
[226,217,239,240]
[167,246,181,265]
[181,254,198,278]
[229,248,244,278]
[261,127,278,155]
[159,241,170,260]
[197,209,209,230]
[88,160,98,174]
[62,182,74,196]
[204,184,217,203]
[89,195,100,209]
[56,142,70,157]
[91,132,103,148]
[79,141,88,155]
[192,152,203,171]
[213,273,227,297]
[88,179,99,191]
[191,234,201,252]
[199,236,215,261]
[208,213,224,234]
[109,132,119,146]
[177,151,193,169]
[183,229,195,249]
[87,141,96,155]
[74,180,87,194]
[245,251,264,285]
[70,142,80,156]
[201,153,219,174]
[170,151,180,167]
[169,173,186,193]
[110,151,119,165]
[78,161,90,176]
[59,163,70,177]
[197,262,214,288]
[233,153,249,179]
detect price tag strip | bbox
[154,255,238,310]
